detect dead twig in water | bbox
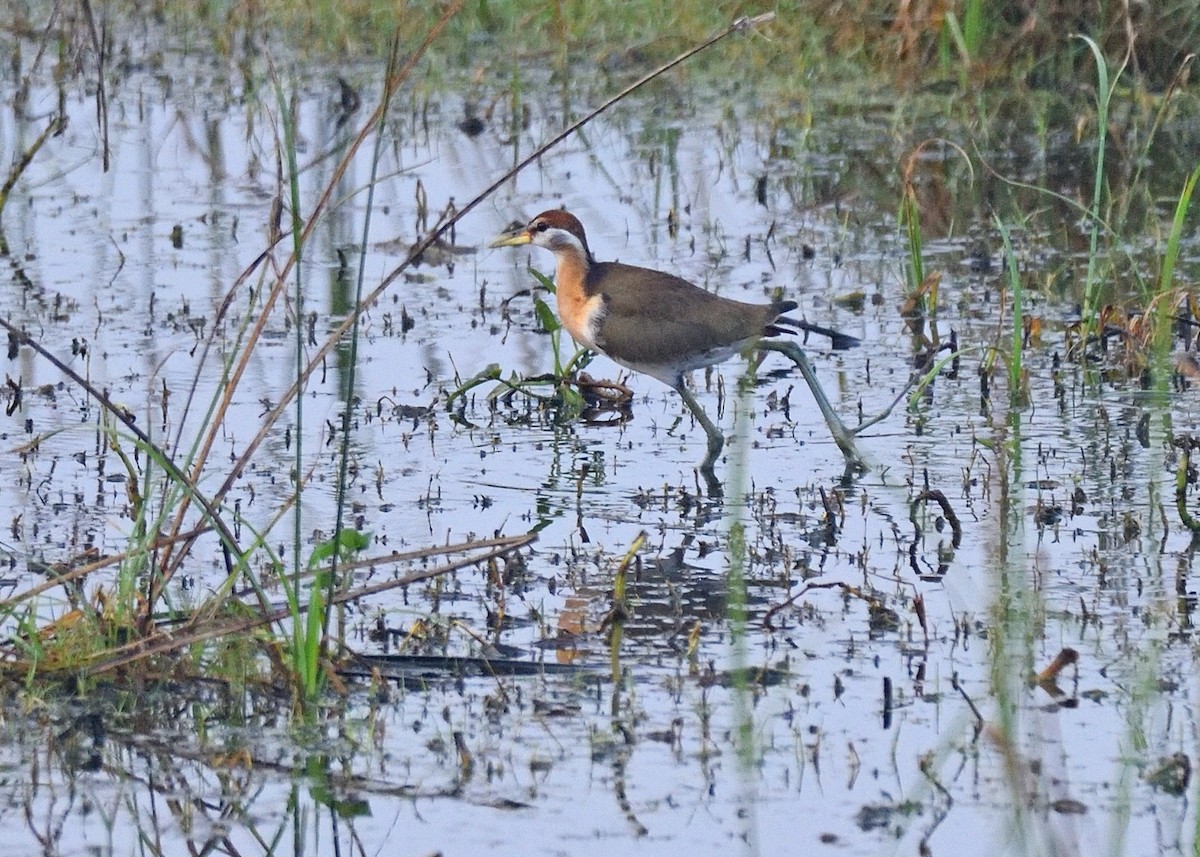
[0,525,211,613]
[78,0,110,171]
[75,533,535,677]
[912,488,964,546]
[763,579,874,630]
[1172,436,1200,533]
[0,115,65,225]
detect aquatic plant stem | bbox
[1076,35,1124,339]
[322,35,407,658]
[0,526,210,612]
[607,532,644,683]
[0,115,64,224]
[995,218,1025,406]
[1156,166,1199,298]
[274,73,323,700]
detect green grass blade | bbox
[995,217,1024,406]
[1157,164,1200,296]
[1073,34,1124,338]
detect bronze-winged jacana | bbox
[490,209,858,472]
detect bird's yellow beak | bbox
[488,227,532,249]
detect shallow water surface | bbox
[1,13,1199,857]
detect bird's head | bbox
[490,209,594,263]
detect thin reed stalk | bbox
[1076,35,1125,339]
[322,34,410,661]
[995,217,1025,407]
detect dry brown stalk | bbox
[79,532,536,676]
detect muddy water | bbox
[1,17,1198,857]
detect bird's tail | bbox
[773,315,860,351]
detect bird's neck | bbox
[550,246,603,350]
[553,247,593,298]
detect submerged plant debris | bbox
[0,4,1198,857]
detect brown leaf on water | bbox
[1034,647,1079,686]
[899,272,940,320]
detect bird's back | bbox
[585,261,792,384]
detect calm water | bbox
[1,11,1199,857]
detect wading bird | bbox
[490,209,861,481]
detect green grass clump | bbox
[12,0,1198,93]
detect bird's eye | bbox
[533,220,548,233]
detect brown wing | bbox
[586,262,786,378]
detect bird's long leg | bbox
[760,340,865,469]
[674,381,725,470]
